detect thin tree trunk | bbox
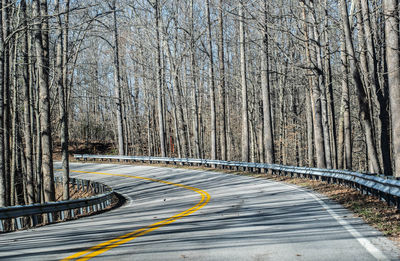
[190,0,200,158]
[261,0,274,164]
[205,0,217,161]
[33,0,55,202]
[360,0,391,175]
[340,36,352,170]
[340,0,381,174]
[0,0,5,207]
[322,0,337,168]
[218,0,227,161]
[239,0,249,162]
[155,0,166,157]
[2,0,10,207]
[310,2,332,169]
[62,0,70,199]
[306,86,314,166]
[11,36,18,206]
[112,0,125,156]
[21,0,34,205]
[303,3,326,168]
[385,0,400,177]
[55,0,69,200]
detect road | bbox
[0,162,399,260]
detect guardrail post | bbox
[32,215,38,226]
[47,213,53,223]
[0,220,3,232]
[16,217,22,230]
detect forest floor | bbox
[54,183,94,201]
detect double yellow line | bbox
[60,170,211,260]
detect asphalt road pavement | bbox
[0,162,399,260]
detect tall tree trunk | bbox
[2,0,10,207]
[218,0,227,161]
[306,86,314,166]
[62,0,70,199]
[340,0,381,174]
[63,0,70,104]
[155,0,166,157]
[239,0,249,162]
[303,3,326,168]
[0,0,5,207]
[340,36,352,170]
[385,0,400,177]
[322,0,337,168]
[360,0,392,175]
[205,0,217,161]
[21,0,34,205]
[190,0,200,158]
[310,1,332,169]
[112,0,125,156]
[33,0,55,202]
[11,41,18,206]
[55,0,69,200]
[261,0,274,164]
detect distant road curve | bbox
[0,162,398,260]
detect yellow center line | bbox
[60,170,211,261]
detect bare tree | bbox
[218,0,227,161]
[205,0,217,161]
[112,0,125,156]
[155,0,166,157]
[340,0,381,174]
[239,0,249,162]
[22,0,35,204]
[0,0,5,207]
[260,0,274,164]
[33,0,55,202]
[385,0,400,177]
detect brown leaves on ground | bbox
[55,183,95,201]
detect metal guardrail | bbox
[74,154,400,209]
[0,176,114,232]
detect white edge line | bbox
[281,182,388,260]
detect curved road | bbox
[0,163,399,260]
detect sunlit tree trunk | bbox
[385,0,400,177]
[239,0,249,162]
[205,0,217,161]
[340,0,381,174]
[261,0,274,164]
[33,0,55,202]
[218,0,227,161]
[112,0,125,156]
[155,0,166,157]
